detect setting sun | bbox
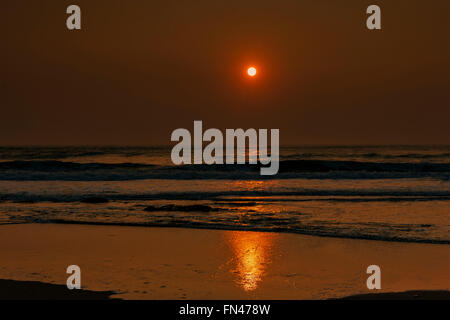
[247,67,257,77]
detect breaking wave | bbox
[0,160,449,181]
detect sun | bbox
[247,67,257,77]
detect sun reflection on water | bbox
[226,231,276,291]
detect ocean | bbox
[0,146,449,244]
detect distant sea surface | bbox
[0,146,449,244]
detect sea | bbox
[0,145,449,244]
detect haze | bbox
[1,0,449,145]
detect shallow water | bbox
[0,146,449,243]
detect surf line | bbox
[170,120,279,175]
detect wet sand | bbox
[0,224,448,299]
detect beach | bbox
[0,223,448,300]
[3,0,450,306]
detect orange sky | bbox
[1,0,449,145]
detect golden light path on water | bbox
[222,180,279,291]
[226,231,277,291]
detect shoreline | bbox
[0,223,448,300]
[13,220,450,245]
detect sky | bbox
[1,0,449,145]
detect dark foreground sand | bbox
[0,224,449,299]
[0,279,115,300]
[0,279,448,300]
[340,290,450,300]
